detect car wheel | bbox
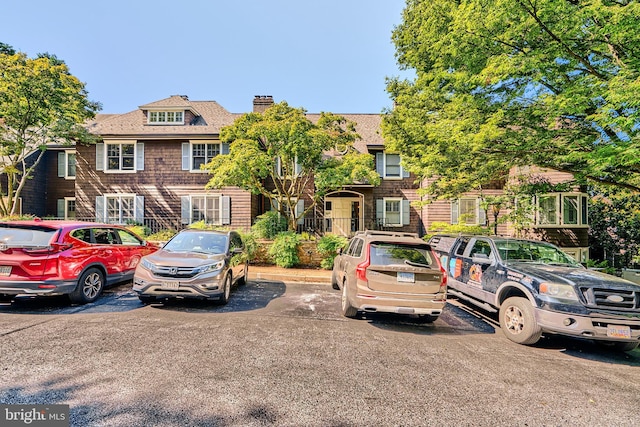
[138,296,156,305]
[341,280,357,318]
[331,270,339,290]
[598,341,639,352]
[499,296,542,345]
[417,315,438,323]
[69,267,105,304]
[220,273,232,305]
[237,262,248,286]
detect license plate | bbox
[0,266,10,276]
[397,272,415,283]
[607,324,631,339]
[161,281,179,289]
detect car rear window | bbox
[0,225,57,247]
[369,242,434,267]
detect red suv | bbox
[0,220,158,304]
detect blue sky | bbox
[3,0,409,115]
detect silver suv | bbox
[331,230,447,321]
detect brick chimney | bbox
[253,95,274,113]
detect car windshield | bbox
[0,225,57,247]
[369,243,434,267]
[494,239,581,266]
[164,232,228,254]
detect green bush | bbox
[317,235,349,269]
[237,230,258,263]
[252,211,288,239]
[126,224,151,238]
[268,231,301,268]
[146,229,178,242]
[424,221,489,241]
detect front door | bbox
[326,197,363,236]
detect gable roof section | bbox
[306,113,384,153]
[86,95,238,138]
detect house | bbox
[5,94,587,260]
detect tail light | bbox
[432,249,447,292]
[355,243,371,282]
[24,243,72,254]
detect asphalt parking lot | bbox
[1,279,639,426]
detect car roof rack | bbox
[355,230,420,239]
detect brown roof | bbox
[86,96,385,150]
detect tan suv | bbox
[331,230,447,321]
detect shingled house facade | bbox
[6,94,588,260]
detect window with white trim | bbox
[58,151,76,179]
[193,143,220,170]
[181,195,231,225]
[535,193,588,227]
[107,195,135,223]
[65,198,76,219]
[107,143,135,171]
[148,110,184,124]
[275,156,302,178]
[384,198,402,226]
[376,152,408,179]
[451,197,486,225]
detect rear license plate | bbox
[161,281,179,289]
[607,324,631,339]
[0,266,10,276]
[397,272,415,283]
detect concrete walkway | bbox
[248,264,332,284]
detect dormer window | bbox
[148,110,184,124]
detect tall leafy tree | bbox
[382,0,640,199]
[0,46,100,216]
[204,102,380,230]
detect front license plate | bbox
[161,281,179,289]
[0,266,11,276]
[607,324,631,339]
[397,272,415,283]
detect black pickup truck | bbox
[429,235,640,352]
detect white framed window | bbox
[182,141,229,172]
[271,197,305,224]
[451,198,487,225]
[181,195,231,225]
[58,197,76,219]
[96,194,144,224]
[148,110,184,124]
[96,142,144,173]
[376,198,410,227]
[535,193,588,227]
[376,152,409,179]
[275,156,302,178]
[57,150,76,179]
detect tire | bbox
[69,267,105,304]
[499,296,542,345]
[237,263,248,286]
[341,281,358,318]
[599,341,639,353]
[417,315,438,323]
[138,296,156,305]
[331,270,340,290]
[219,274,232,305]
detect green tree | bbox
[0,46,100,216]
[204,101,380,230]
[382,0,640,199]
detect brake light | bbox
[432,249,447,291]
[24,243,72,254]
[355,243,371,282]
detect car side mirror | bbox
[472,253,492,265]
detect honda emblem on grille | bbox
[606,295,624,303]
[169,267,178,275]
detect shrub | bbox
[317,235,349,270]
[237,230,258,263]
[268,231,301,268]
[252,211,288,239]
[146,229,178,242]
[424,221,489,241]
[126,224,151,238]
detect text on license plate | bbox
[0,266,11,276]
[397,272,415,283]
[607,324,631,339]
[161,281,179,289]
